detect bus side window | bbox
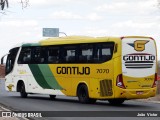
[80,44,93,63]
[93,42,114,63]
[32,47,46,64]
[64,45,77,63]
[58,45,76,63]
[100,43,114,62]
[93,44,100,62]
[101,48,111,61]
[47,47,59,63]
[18,47,31,64]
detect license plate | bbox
[136,91,143,95]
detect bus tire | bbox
[89,98,97,104]
[49,95,56,100]
[77,84,91,103]
[108,99,125,105]
[20,82,28,98]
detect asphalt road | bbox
[0,80,160,120]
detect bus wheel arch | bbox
[76,83,88,96]
[17,80,28,98]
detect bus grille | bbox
[100,80,113,97]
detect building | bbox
[0,65,5,78]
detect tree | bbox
[20,0,29,9]
[0,0,8,10]
[0,0,29,10]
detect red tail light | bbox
[152,73,157,88]
[116,74,126,89]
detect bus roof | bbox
[40,36,111,45]
[22,36,121,47]
[21,36,153,47]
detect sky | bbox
[0,0,160,59]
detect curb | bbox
[135,99,160,104]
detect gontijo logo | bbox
[128,40,149,52]
[123,40,155,69]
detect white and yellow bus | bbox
[2,36,157,105]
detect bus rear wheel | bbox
[108,99,125,105]
[77,84,96,104]
[49,95,56,100]
[20,82,28,98]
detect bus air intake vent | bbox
[100,80,113,97]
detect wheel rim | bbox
[81,88,86,98]
[21,85,24,93]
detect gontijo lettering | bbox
[57,66,90,75]
[123,54,155,61]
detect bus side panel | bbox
[7,63,64,95]
[49,62,114,99]
[27,64,64,95]
[5,64,28,92]
[113,56,123,98]
[89,62,114,99]
[5,74,15,92]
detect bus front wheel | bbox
[108,99,125,105]
[20,82,28,98]
[49,95,56,100]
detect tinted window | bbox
[47,47,59,63]
[6,47,19,75]
[93,43,114,63]
[18,42,114,64]
[79,44,93,63]
[18,47,31,64]
[32,47,46,64]
[60,45,77,63]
